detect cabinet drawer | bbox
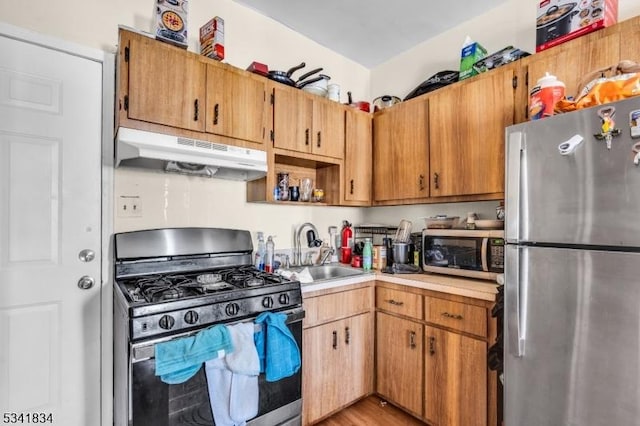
[425,297,487,338]
[304,286,373,327]
[376,287,422,319]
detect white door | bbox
[0,35,102,425]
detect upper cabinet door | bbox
[312,100,345,159]
[429,69,514,197]
[272,85,313,153]
[373,99,429,202]
[205,65,268,144]
[344,109,372,204]
[126,36,206,132]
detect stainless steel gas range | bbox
[113,227,304,426]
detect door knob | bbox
[78,249,95,262]
[77,275,95,290]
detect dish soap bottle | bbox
[265,235,275,273]
[255,232,266,271]
[362,238,373,271]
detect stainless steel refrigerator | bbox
[504,96,640,426]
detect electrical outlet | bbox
[117,196,142,217]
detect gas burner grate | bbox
[135,274,205,303]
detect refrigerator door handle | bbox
[506,131,525,242]
[506,245,526,357]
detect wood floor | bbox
[315,395,427,426]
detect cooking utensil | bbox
[474,219,504,230]
[301,74,330,97]
[394,220,412,243]
[346,91,370,112]
[536,3,579,45]
[373,95,401,111]
[295,68,323,86]
[422,216,460,229]
[267,62,306,87]
[392,242,410,264]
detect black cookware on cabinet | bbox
[268,62,306,87]
[536,3,579,45]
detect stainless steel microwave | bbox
[422,229,504,281]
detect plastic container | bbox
[362,238,373,271]
[265,235,275,272]
[255,232,266,271]
[529,72,565,120]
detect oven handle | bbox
[131,307,305,363]
[481,237,489,272]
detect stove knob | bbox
[184,310,199,325]
[262,296,274,308]
[158,315,175,330]
[225,303,240,316]
[278,293,290,305]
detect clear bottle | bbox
[362,238,373,271]
[255,232,266,271]
[265,235,275,273]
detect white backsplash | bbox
[114,167,365,249]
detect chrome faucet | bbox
[294,222,321,266]
[319,247,335,265]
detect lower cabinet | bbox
[424,326,487,426]
[302,285,374,425]
[375,283,496,426]
[375,311,424,418]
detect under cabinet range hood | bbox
[115,127,267,181]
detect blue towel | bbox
[254,312,301,382]
[155,324,233,384]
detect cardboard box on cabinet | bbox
[536,0,618,52]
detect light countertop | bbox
[300,268,499,302]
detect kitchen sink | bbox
[291,264,367,283]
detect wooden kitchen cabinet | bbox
[428,68,515,197]
[122,31,206,132]
[424,326,487,426]
[342,108,372,205]
[375,311,424,418]
[205,63,269,144]
[272,85,345,160]
[375,282,497,426]
[117,28,269,149]
[302,284,374,425]
[372,98,429,203]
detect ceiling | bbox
[233,0,507,68]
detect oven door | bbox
[127,308,304,426]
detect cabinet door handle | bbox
[441,311,464,320]
[419,174,425,191]
[350,180,354,195]
[332,330,338,350]
[345,326,350,345]
[409,331,416,349]
[317,131,321,148]
[433,172,439,189]
[213,103,219,125]
[193,99,199,121]
[385,299,404,306]
[305,128,310,146]
[429,336,436,355]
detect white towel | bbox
[225,323,260,376]
[205,323,259,426]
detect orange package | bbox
[556,60,640,112]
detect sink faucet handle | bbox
[304,252,314,265]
